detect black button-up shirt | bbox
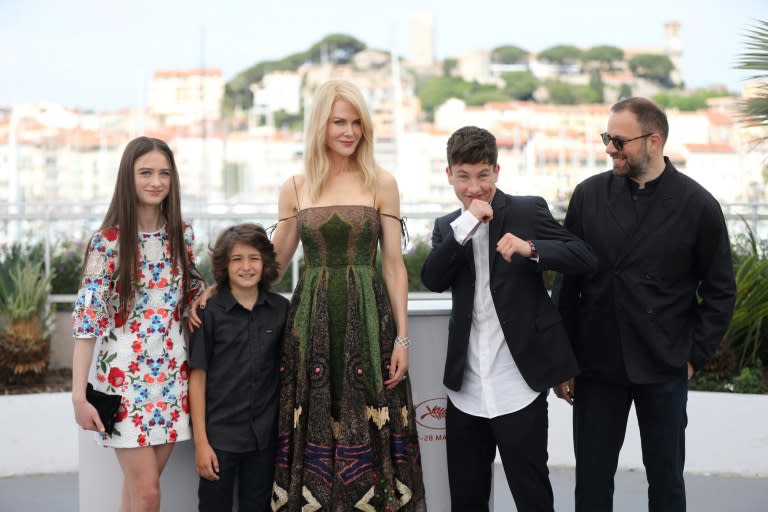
[189,285,289,452]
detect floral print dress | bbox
[72,225,204,448]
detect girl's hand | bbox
[187,285,218,331]
[73,397,105,432]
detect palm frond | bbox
[736,20,768,133]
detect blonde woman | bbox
[193,80,426,510]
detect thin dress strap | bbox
[292,175,301,210]
[380,212,409,248]
[267,176,300,238]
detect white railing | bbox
[1,199,767,304]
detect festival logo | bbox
[414,397,447,430]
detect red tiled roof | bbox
[153,68,223,79]
[705,111,734,126]
[684,143,735,153]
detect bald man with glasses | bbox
[552,97,736,512]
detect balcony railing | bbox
[1,199,766,304]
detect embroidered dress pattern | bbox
[272,205,426,511]
[72,225,203,448]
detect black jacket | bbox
[421,189,598,392]
[553,159,737,383]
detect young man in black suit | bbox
[421,126,597,512]
[552,97,737,512]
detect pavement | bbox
[1,469,767,512]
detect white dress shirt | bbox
[446,209,538,418]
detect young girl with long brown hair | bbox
[71,136,204,512]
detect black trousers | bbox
[446,393,553,512]
[197,445,275,512]
[573,375,688,512]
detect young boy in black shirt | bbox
[189,223,289,512]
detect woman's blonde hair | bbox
[304,79,379,201]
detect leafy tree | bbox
[415,76,472,117]
[222,33,365,113]
[501,71,538,100]
[537,45,583,64]
[652,89,733,111]
[628,54,675,85]
[273,108,304,131]
[582,45,624,69]
[736,19,768,133]
[223,54,307,112]
[492,45,528,64]
[589,69,604,103]
[306,34,366,65]
[442,57,458,77]
[618,83,633,100]
[546,80,599,105]
[464,86,509,106]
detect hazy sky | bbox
[0,0,765,111]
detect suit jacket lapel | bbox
[446,209,476,274]
[488,189,505,274]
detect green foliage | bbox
[464,84,509,106]
[502,71,538,100]
[306,34,366,65]
[415,76,472,117]
[223,54,307,113]
[222,33,366,112]
[690,361,766,394]
[0,259,51,322]
[618,83,633,100]
[736,19,768,132]
[492,45,528,64]
[723,221,768,368]
[628,54,675,85]
[546,80,600,105]
[403,241,430,292]
[50,243,84,295]
[652,89,732,111]
[0,244,44,309]
[537,45,583,64]
[442,58,458,77]
[582,45,624,66]
[273,107,304,131]
[588,69,605,103]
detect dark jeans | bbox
[446,393,553,512]
[198,446,275,512]
[573,375,688,512]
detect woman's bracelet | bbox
[394,335,410,349]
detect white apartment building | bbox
[148,68,225,125]
[250,71,303,130]
[423,98,759,204]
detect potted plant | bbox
[0,255,53,386]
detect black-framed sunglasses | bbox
[600,132,654,151]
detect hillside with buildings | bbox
[0,18,765,225]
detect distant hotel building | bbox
[410,12,436,71]
[148,68,225,125]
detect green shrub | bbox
[723,221,768,368]
[690,361,766,394]
[50,243,84,295]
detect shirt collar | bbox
[218,284,271,312]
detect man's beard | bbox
[612,148,650,180]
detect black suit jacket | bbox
[553,159,737,383]
[421,189,598,392]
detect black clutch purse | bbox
[86,382,122,435]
